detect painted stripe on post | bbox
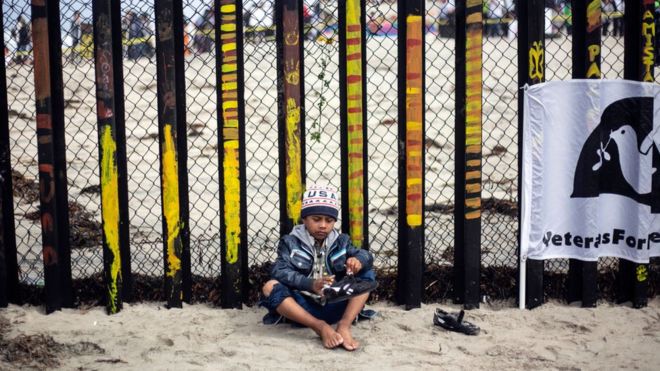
[31,0,73,313]
[276,0,305,235]
[339,0,368,249]
[92,0,132,314]
[0,3,19,307]
[640,5,655,83]
[396,0,425,310]
[405,15,424,229]
[217,0,248,308]
[155,0,191,308]
[454,0,483,309]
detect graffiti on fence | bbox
[529,41,544,82]
[636,265,648,282]
[100,126,122,312]
[32,1,58,268]
[280,0,303,231]
[465,0,483,220]
[219,1,241,264]
[642,10,655,82]
[345,0,365,246]
[586,0,602,79]
[162,124,183,284]
[94,2,124,313]
[405,15,423,228]
[155,0,191,306]
[586,44,601,78]
[586,0,601,32]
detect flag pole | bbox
[519,256,526,309]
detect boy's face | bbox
[303,215,336,241]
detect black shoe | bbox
[433,308,480,336]
[322,276,378,304]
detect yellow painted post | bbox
[339,0,369,249]
[92,0,132,314]
[155,0,191,308]
[216,0,248,308]
[396,0,425,310]
[454,0,483,309]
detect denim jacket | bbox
[270,225,374,292]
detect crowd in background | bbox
[3,1,660,65]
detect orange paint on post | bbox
[346,0,365,246]
[464,10,483,220]
[405,15,423,228]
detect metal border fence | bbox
[0,0,658,313]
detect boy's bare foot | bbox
[336,324,359,351]
[318,323,344,349]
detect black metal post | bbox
[453,0,483,310]
[92,0,132,314]
[155,0,191,308]
[216,0,249,308]
[517,0,545,309]
[396,0,425,310]
[339,0,369,249]
[31,0,73,314]
[566,0,601,308]
[0,2,19,307]
[618,0,655,309]
[276,0,306,236]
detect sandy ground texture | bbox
[1,298,659,370]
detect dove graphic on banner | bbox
[521,80,660,264]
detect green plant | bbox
[310,38,333,142]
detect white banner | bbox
[521,80,660,264]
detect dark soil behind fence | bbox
[11,258,659,308]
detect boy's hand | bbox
[345,257,362,275]
[313,275,335,295]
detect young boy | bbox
[260,185,375,351]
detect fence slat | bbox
[0,4,19,308]
[396,0,425,310]
[618,0,655,309]
[517,0,545,309]
[566,0,602,308]
[31,0,74,313]
[276,0,305,236]
[339,0,369,249]
[92,0,132,314]
[453,0,483,310]
[155,0,191,308]
[216,0,248,308]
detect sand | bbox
[1,298,659,370]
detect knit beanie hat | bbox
[301,185,340,220]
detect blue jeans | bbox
[261,269,376,325]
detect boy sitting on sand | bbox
[260,185,376,351]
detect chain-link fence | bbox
[3,1,658,304]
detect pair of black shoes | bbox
[322,275,378,304]
[433,308,480,336]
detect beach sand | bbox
[1,298,659,370]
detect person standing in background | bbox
[12,15,31,65]
[68,11,82,64]
[612,0,624,37]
